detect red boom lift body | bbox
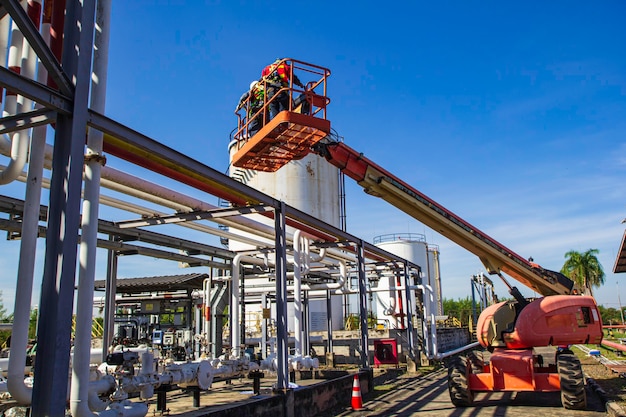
[231,59,603,410]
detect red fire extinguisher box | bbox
[373,338,398,367]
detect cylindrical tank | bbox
[226,141,344,332]
[427,245,444,316]
[373,233,429,329]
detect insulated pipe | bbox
[434,342,481,361]
[71,1,112,416]
[0,0,39,185]
[97,401,148,417]
[7,0,45,404]
[293,230,304,355]
[231,254,270,357]
[202,277,211,356]
[87,376,115,412]
[417,284,438,359]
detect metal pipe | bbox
[71,1,112,416]
[231,254,270,357]
[418,284,438,359]
[0,0,29,185]
[434,342,481,361]
[293,229,303,355]
[7,0,44,404]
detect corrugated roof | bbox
[94,273,208,293]
[614,230,626,273]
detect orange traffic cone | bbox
[351,374,364,410]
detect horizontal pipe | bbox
[434,342,481,361]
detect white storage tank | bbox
[226,140,344,333]
[427,245,443,316]
[373,233,429,329]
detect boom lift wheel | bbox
[448,356,473,407]
[557,354,587,410]
[467,350,486,374]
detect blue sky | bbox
[1,1,625,313]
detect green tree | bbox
[597,305,623,325]
[442,297,477,326]
[560,249,605,296]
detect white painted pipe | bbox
[0,2,28,185]
[7,0,45,404]
[434,342,481,361]
[293,230,304,355]
[97,401,148,417]
[417,284,438,359]
[71,1,113,417]
[0,9,10,70]
[231,254,270,357]
[87,376,115,412]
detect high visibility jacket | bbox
[262,61,291,86]
[249,84,265,116]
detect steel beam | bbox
[0,108,56,134]
[0,66,72,113]
[115,204,272,229]
[1,0,73,95]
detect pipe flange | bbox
[196,360,214,390]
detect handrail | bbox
[233,58,331,148]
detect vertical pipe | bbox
[302,292,309,356]
[261,293,268,360]
[403,262,415,360]
[230,258,240,357]
[0,0,29,185]
[7,0,44,405]
[274,202,289,389]
[195,295,201,358]
[32,0,96,414]
[418,284,431,359]
[71,0,111,415]
[102,236,118,360]
[471,276,477,326]
[326,289,333,355]
[357,240,369,369]
[0,11,10,93]
[293,230,302,355]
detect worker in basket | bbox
[262,58,306,119]
[236,80,266,137]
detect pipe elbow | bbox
[0,134,29,185]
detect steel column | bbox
[32,1,96,415]
[357,240,369,369]
[102,236,119,362]
[274,201,289,389]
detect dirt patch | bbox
[580,354,626,411]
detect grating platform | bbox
[231,111,330,172]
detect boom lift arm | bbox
[313,141,574,297]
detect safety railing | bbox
[232,58,331,146]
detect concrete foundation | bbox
[203,372,372,417]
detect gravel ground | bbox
[579,353,626,414]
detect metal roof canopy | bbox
[94,273,208,294]
[614,230,626,273]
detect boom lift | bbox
[232,59,603,410]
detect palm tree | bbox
[560,249,605,296]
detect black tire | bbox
[448,356,473,407]
[467,350,485,374]
[558,354,587,410]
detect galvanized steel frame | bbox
[0,0,424,411]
